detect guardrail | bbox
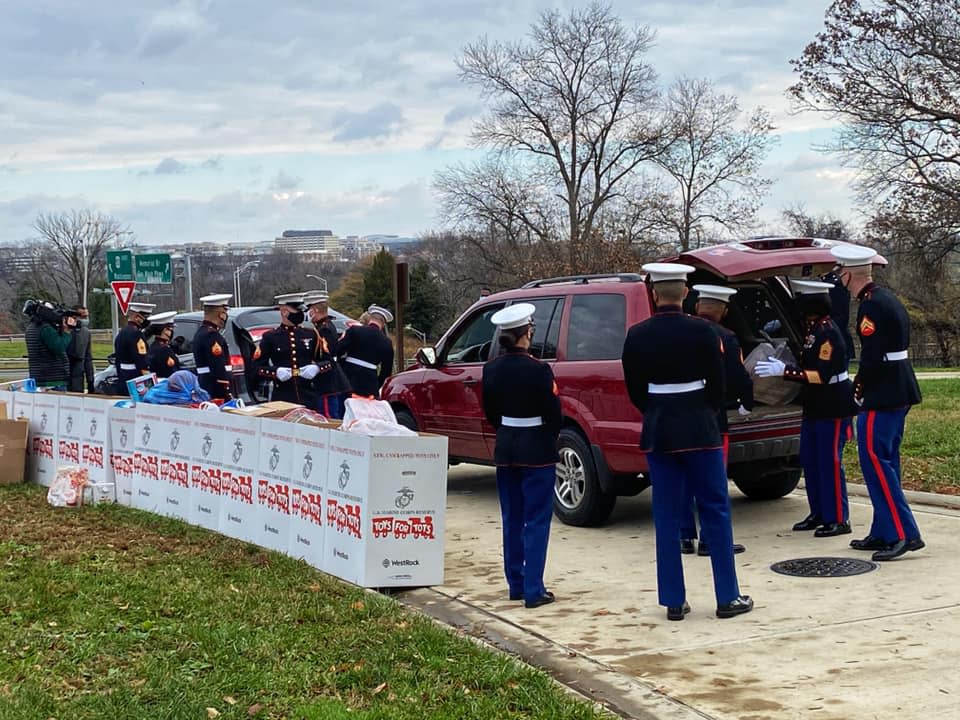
[0,330,113,343]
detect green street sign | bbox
[106,250,134,282]
[135,253,172,284]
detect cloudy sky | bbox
[0,0,853,247]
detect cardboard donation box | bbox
[324,430,448,588]
[225,401,303,419]
[189,413,226,532]
[132,404,168,513]
[109,405,136,506]
[29,393,60,487]
[0,417,28,485]
[82,396,111,490]
[287,422,329,569]
[0,393,10,419]
[152,405,194,522]
[218,413,261,544]
[253,418,298,553]
[56,395,84,468]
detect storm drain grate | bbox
[770,557,878,578]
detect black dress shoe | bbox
[680,539,696,554]
[814,521,852,537]
[667,601,691,621]
[524,591,556,609]
[716,595,754,618]
[872,537,925,562]
[697,541,745,556]
[850,535,886,551]
[792,514,822,531]
[509,591,523,601]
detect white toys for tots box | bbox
[56,394,84,469]
[151,405,194,522]
[253,418,298,553]
[189,413,226,532]
[81,396,112,490]
[29,393,60,487]
[217,413,262,544]
[323,429,448,588]
[287,422,329,570]
[108,404,136,506]
[132,404,168,514]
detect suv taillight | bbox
[229,354,245,371]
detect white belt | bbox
[884,350,908,361]
[501,416,543,427]
[828,371,849,384]
[196,367,210,374]
[648,380,706,394]
[119,363,138,370]
[345,357,377,370]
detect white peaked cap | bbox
[831,244,878,267]
[200,293,232,307]
[642,262,695,283]
[367,304,394,323]
[147,310,177,324]
[274,292,306,306]
[692,284,737,303]
[303,290,329,305]
[128,302,156,314]
[491,302,536,330]
[791,279,834,295]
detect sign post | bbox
[106,251,135,339]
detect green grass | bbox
[843,378,960,495]
[0,341,112,361]
[0,485,604,720]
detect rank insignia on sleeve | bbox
[253,346,261,360]
[859,316,876,337]
[137,339,147,354]
[819,339,833,361]
[212,342,223,357]
[167,357,175,367]
[552,381,559,396]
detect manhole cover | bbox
[770,557,878,577]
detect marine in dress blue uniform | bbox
[832,245,924,561]
[192,294,233,400]
[145,311,181,379]
[621,263,753,621]
[679,285,752,557]
[336,304,395,399]
[304,291,350,418]
[115,302,155,386]
[253,293,321,407]
[756,280,856,536]
[481,303,561,609]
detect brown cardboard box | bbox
[223,401,305,418]
[0,400,7,420]
[0,418,29,484]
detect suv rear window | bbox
[566,294,626,361]
[529,298,562,360]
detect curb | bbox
[845,481,960,511]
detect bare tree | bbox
[790,0,960,203]
[650,77,775,251]
[448,2,664,267]
[32,210,130,305]
[781,204,853,240]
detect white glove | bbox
[738,404,751,416]
[299,363,320,380]
[754,356,786,378]
[275,367,293,382]
[854,396,864,407]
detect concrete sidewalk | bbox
[398,465,960,720]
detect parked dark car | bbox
[381,237,885,527]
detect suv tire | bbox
[731,465,801,501]
[394,408,418,432]
[554,428,617,527]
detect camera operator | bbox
[25,300,74,390]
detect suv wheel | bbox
[394,408,418,432]
[731,464,801,500]
[554,428,617,527]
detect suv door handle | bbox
[462,378,478,386]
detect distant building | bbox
[275,230,340,255]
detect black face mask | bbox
[287,310,305,325]
[137,316,151,329]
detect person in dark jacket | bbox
[115,302,155,386]
[304,290,350,418]
[67,305,95,393]
[25,301,72,389]
[822,269,855,361]
[679,285,752,557]
[482,303,561,609]
[337,304,394,399]
[621,263,752,621]
[192,294,233,400]
[831,244,924,561]
[145,311,181,379]
[756,280,856,537]
[253,293,321,407]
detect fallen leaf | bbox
[351,601,365,610]
[223,696,237,705]
[206,708,220,719]
[307,582,322,593]
[247,703,265,716]
[129,679,147,688]
[48,622,58,627]
[229,584,240,594]
[592,609,611,616]
[372,682,387,695]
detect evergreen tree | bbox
[361,249,395,311]
[403,262,444,340]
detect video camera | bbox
[22,299,80,326]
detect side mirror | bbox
[416,346,438,368]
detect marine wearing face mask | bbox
[115,302,156,385]
[192,294,234,400]
[252,293,322,407]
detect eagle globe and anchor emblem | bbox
[201,434,213,458]
[89,417,98,437]
[232,439,243,463]
[65,414,73,434]
[141,424,151,446]
[40,412,48,432]
[302,452,313,480]
[269,446,280,471]
[169,429,181,451]
[337,461,350,489]
[119,427,128,448]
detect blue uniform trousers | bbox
[799,417,852,525]
[496,465,554,601]
[316,393,343,420]
[648,449,740,608]
[856,408,920,543]
[680,436,728,541]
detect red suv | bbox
[382,238,872,526]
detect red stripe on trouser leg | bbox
[722,434,729,467]
[832,419,843,522]
[866,410,905,540]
